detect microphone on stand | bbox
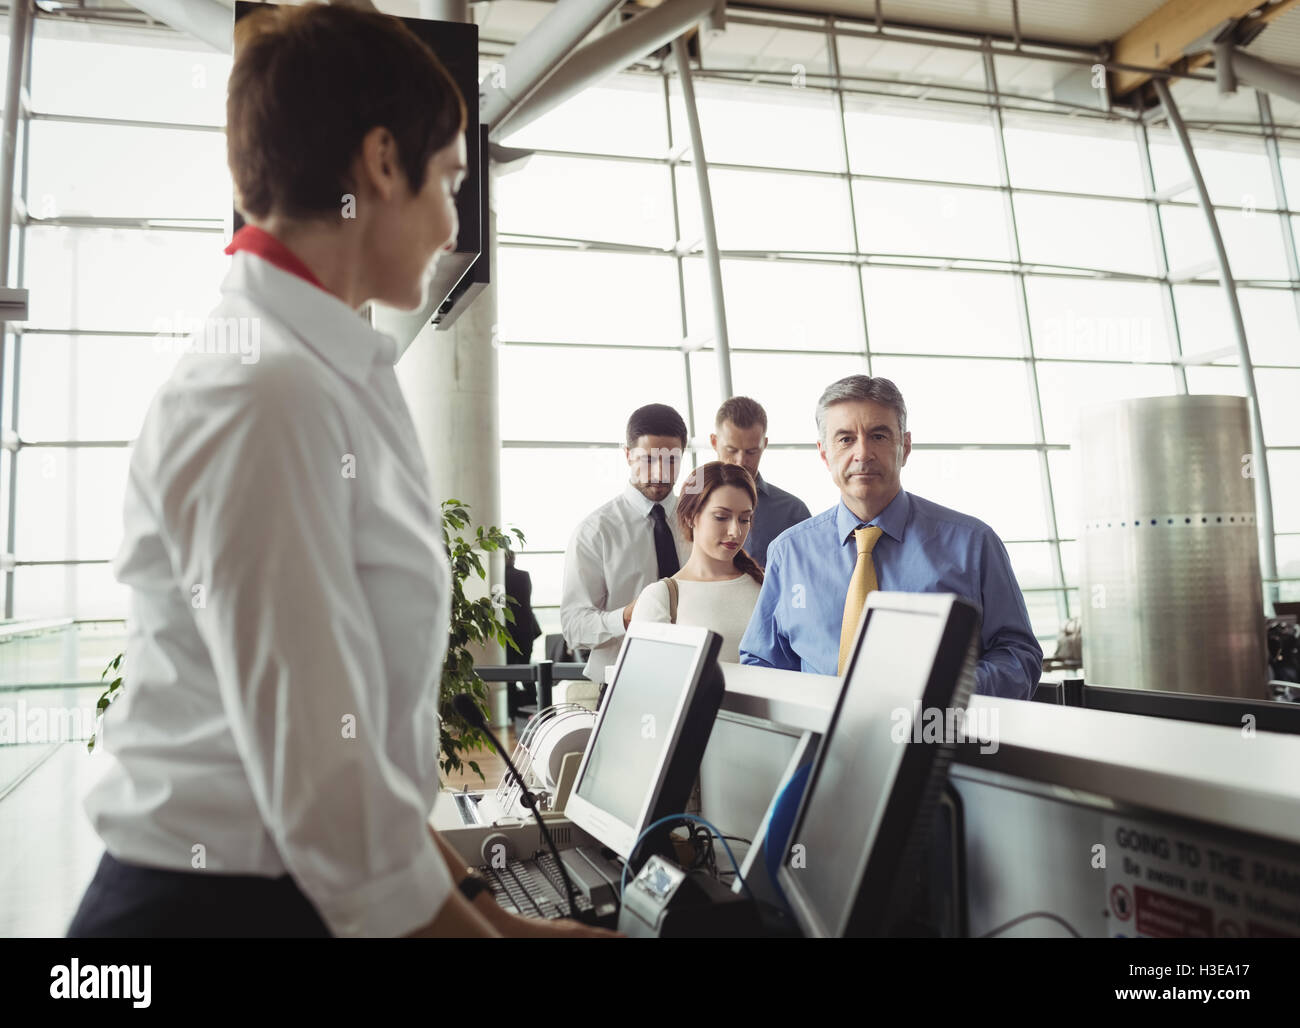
[452,693,589,924]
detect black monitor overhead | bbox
[777,591,982,938]
[566,622,725,861]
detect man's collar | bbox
[621,483,677,518]
[754,471,770,495]
[222,250,398,384]
[836,489,910,545]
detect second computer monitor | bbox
[777,591,981,937]
[566,622,725,860]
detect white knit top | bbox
[630,573,762,663]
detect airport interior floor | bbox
[0,726,517,938]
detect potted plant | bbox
[438,498,525,781]
[87,652,123,754]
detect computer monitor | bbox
[777,591,981,937]
[565,622,725,860]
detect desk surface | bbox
[718,664,1300,846]
[718,661,839,733]
[958,695,1300,846]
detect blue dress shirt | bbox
[738,489,1043,699]
[746,473,813,568]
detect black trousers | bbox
[67,852,332,938]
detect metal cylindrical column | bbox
[397,184,503,717]
[1153,78,1279,609]
[672,37,732,400]
[0,0,32,618]
[1080,396,1268,699]
[0,0,33,283]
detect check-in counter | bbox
[706,666,1300,938]
[951,696,1300,938]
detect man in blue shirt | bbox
[710,396,812,567]
[738,375,1042,700]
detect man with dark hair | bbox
[561,404,692,684]
[739,375,1042,700]
[711,396,811,566]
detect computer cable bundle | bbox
[680,821,718,877]
[618,813,750,901]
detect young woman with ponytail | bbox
[630,461,764,662]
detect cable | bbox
[686,823,716,877]
[618,813,750,902]
[977,911,1083,938]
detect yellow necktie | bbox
[839,525,883,674]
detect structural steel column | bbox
[672,36,732,400]
[1,0,33,618]
[1153,77,1279,608]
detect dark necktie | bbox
[650,503,680,579]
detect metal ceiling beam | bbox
[1111,0,1298,98]
[479,0,625,132]
[126,0,232,53]
[1212,43,1300,102]
[494,0,719,142]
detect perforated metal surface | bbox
[1079,395,1268,699]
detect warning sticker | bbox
[1110,884,1132,921]
[1102,817,1300,939]
[1135,886,1211,938]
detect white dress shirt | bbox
[85,250,454,938]
[631,574,762,664]
[560,484,692,682]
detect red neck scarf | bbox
[225,224,328,293]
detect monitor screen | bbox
[574,636,703,828]
[780,595,979,937]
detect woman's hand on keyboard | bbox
[496,909,623,939]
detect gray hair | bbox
[815,375,908,444]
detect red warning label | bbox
[1104,817,1300,939]
[1247,921,1297,939]
[1135,886,1212,938]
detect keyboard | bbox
[482,847,623,925]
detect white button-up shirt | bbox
[560,484,692,682]
[85,250,454,938]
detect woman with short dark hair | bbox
[68,3,604,938]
